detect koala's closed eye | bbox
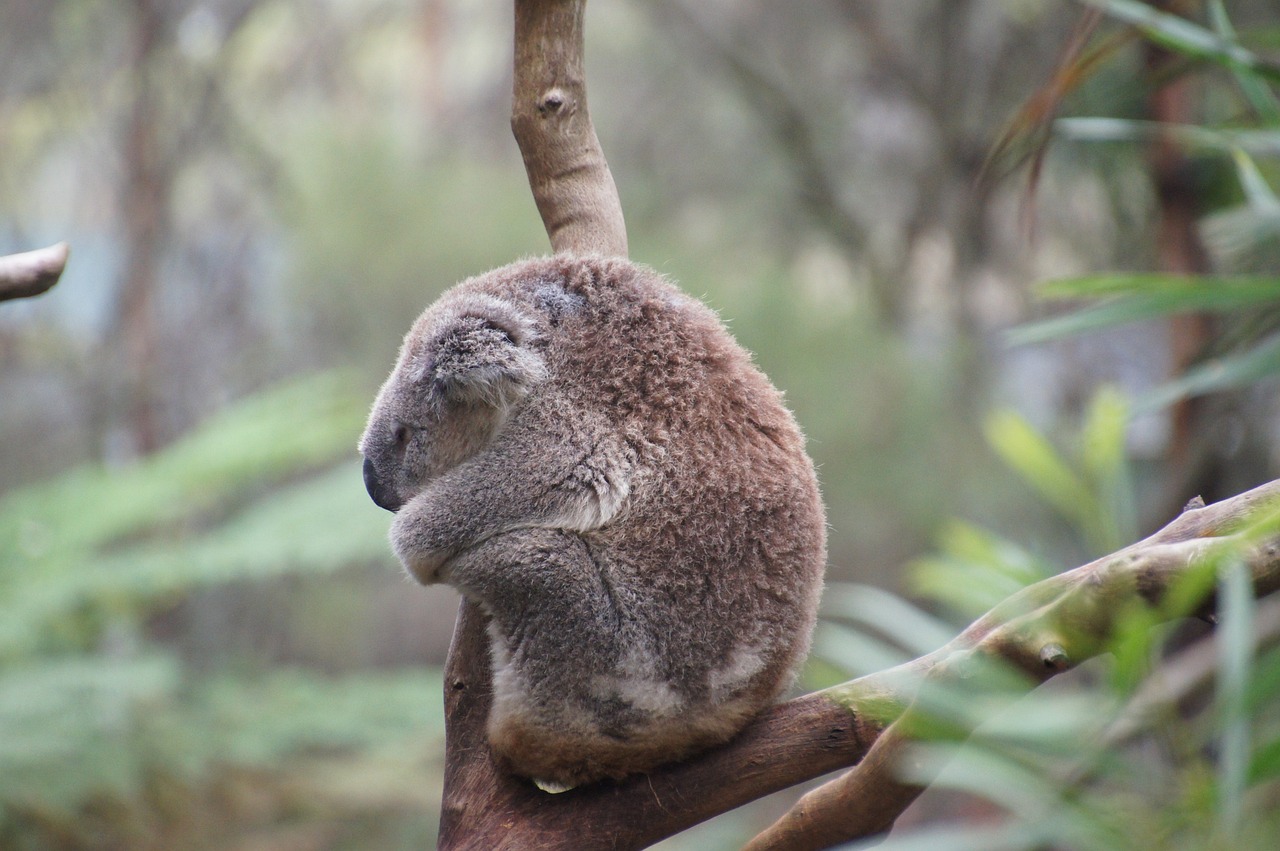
[392,422,413,451]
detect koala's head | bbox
[359,292,547,512]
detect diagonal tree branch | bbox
[745,480,1280,850]
[0,242,70,303]
[439,460,1280,849]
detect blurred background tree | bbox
[0,0,1277,848]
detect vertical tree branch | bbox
[113,0,173,455]
[1144,0,1215,501]
[437,1,628,847]
[510,0,628,256]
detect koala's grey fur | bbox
[359,255,826,787]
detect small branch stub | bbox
[538,88,568,114]
[0,242,70,302]
[1040,642,1070,671]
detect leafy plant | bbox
[815,385,1280,851]
[1007,0,1280,408]
[0,372,446,847]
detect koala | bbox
[359,255,826,788]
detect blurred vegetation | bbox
[0,374,445,847]
[1,0,1278,848]
[809,388,1280,850]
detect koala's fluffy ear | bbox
[420,299,547,409]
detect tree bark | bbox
[0,242,69,303]
[510,0,627,257]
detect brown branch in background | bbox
[510,0,627,256]
[1144,0,1216,504]
[0,242,70,303]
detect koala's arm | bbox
[391,405,632,584]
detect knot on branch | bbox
[1039,642,1070,671]
[537,88,569,115]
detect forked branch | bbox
[438,440,1280,849]
[0,242,70,302]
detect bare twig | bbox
[0,242,70,303]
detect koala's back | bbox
[445,256,826,784]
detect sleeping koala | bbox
[359,255,826,787]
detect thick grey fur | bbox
[359,255,826,787]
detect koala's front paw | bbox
[389,510,453,585]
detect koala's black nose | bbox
[363,457,404,513]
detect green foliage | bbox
[1025,1,1280,409]
[822,592,1280,849]
[0,373,444,847]
[1075,0,1280,83]
[0,371,388,657]
[817,386,1280,850]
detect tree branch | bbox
[745,480,1280,850]
[0,242,70,303]
[436,1,1280,848]
[510,0,627,256]
[437,462,1280,848]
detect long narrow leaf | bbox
[1056,117,1280,156]
[1010,278,1280,346]
[1230,148,1280,214]
[1074,0,1280,83]
[1137,332,1280,410]
[1217,558,1254,837]
[1208,0,1280,126]
[1036,274,1280,301]
[985,410,1096,527]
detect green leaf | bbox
[1073,0,1280,82]
[1248,735,1280,785]
[1137,331,1280,410]
[909,522,1052,619]
[1229,148,1280,214]
[811,621,913,678]
[0,462,393,656]
[1216,559,1254,835]
[985,410,1096,528]
[1246,645,1280,714]
[821,583,956,655]
[1010,276,1280,346]
[0,370,369,560]
[901,744,1123,849]
[1055,117,1280,156]
[1208,0,1280,126]
[1080,387,1135,551]
[1035,274,1280,302]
